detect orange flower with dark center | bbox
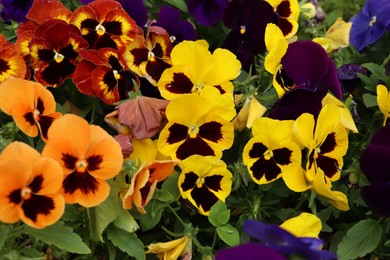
[42,114,124,207]
[0,142,65,229]
[0,77,62,140]
[30,20,89,87]
[124,25,172,86]
[71,0,140,50]
[73,48,140,104]
[0,34,27,83]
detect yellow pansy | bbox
[280,212,322,238]
[313,18,352,53]
[146,235,192,260]
[376,84,390,126]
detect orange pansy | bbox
[42,114,124,207]
[0,77,62,140]
[0,34,27,83]
[0,142,65,229]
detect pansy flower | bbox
[188,0,228,26]
[243,117,306,191]
[158,40,241,100]
[0,77,62,140]
[232,95,267,131]
[73,47,140,104]
[105,96,170,139]
[337,64,367,93]
[312,17,352,53]
[350,0,390,52]
[279,212,322,238]
[29,20,89,87]
[376,84,390,126]
[266,0,300,39]
[124,26,173,86]
[158,94,234,161]
[222,0,277,69]
[146,235,192,260]
[71,0,139,50]
[41,114,123,207]
[0,0,33,23]
[155,6,197,45]
[360,124,390,216]
[178,155,232,215]
[0,142,64,229]
[0,34,27,83]
[80,0,148,28]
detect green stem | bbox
[90,98,96,124]
[167,204,186,227]
[11,122,16,142]
[211,229,218,249]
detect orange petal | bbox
[0,141,41,165]
[42,137,78,175]
[27,0,72,24]
[147,160,177,183]
[31,157,63,194]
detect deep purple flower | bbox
[268,88,322,120]
[243,220,337,260]
[222,0,277,70]
[155,6,197,45]
[360,125,390,217]
[79,0,147,28]
[337,64,368,93]
[350,0,390,52]
[215,242,286,260]
[280,41,342,99]
[1,0,33,23]
[188,0,228,26]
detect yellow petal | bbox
[265,23,288,74]
[377,84,390,124]
[280,212,322,238]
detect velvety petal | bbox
[360,145,390,185]
[215,242,286,260]
[117,0,148,28]
[1,0,33,23]
[361,184,390,217]
[188,0,228,26]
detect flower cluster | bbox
[1,0,390,259]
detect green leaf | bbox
[216,224,240,247]
[113,209,139,233]
[140,200,165,231]
[155,189,175,203]
[208,201,230,226]
[25,221,91,254]
[337,219,382,260]
[0,224,10,250]
[362,93,377,108]
[164,0,188,12]
[361,63,388,83]
[161,172,180,200]
[106,225,145,260]
[88,184,121,241]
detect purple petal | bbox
[117,0,147,28]
[361,184,390,217]
[337,64,367,93]
[368,124,390,146]
[188,0,228,26]
[1,0,34,23]
[215,242,286,260]
[268,89,322,120]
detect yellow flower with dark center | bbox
[158,40,241,100]
[178,155,232,215]
[158,94,234,161]
[242,117,304,190]
[264,23,288,75]
[266,0,300,39]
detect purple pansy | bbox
[1,0,34,23]
[360,125,390,217]
[280,40,342,99]
[337,64,368,93]
[155,6,197,45]
[350,0,390,52]
[268,88,322,120]
[222,0,277,70]
[242,220,337,260]
[188,0,228,26]
[215,242,286,260]
[79,0,148,28]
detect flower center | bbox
[33,109,40,120]
[113,70,121,79]
[148,51,155,61]
[169,35,176,43]
[76,159,88,173]
[196,177,204,188]
[54,52,64,63]
[369,16,376,26]
[21,187,32,200]
[188,125,199,138]
[263,149,273,160]
[240,25,246,34]
[96,24,106,36]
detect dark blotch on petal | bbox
[275,67,295,91]
[316,154,339,179]
[139,181,151,203]
[62,153,78,170]
[277,0,292,17]
[213,85,226,94]
[166,72,193,94]
[41,59,76,86]
[95,33,118,50]
[8,189,22,204]
[60,44,78,59]
[81,19,99,30]
[272,147,292,165]
[176,136,215,160]
[204,175,223,192]
[63,170,100,195]
[102,69,118,92]
[198,121,223,142]
[103,21,123,36]
[248,142,268,159]
[191,184,219,212]
[87,154,103,171]
[36,97,45,114]
[28,175,44,193]
[0,59,10,73]
[320,132,336,154]
[250,157,281,181]
[108,55,123,71]
[38,115,56,140]
[22,194,55,222]
[38,49,55,62]
[152,42,164,58]
[23,112,35,126]
[130,48,149,67]
[145,58,171,82]
[181,171,198,192]
[167,123,188,144]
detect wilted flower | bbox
[146,235,192,260]
[42,114,123,207]
[0,142,64,229]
